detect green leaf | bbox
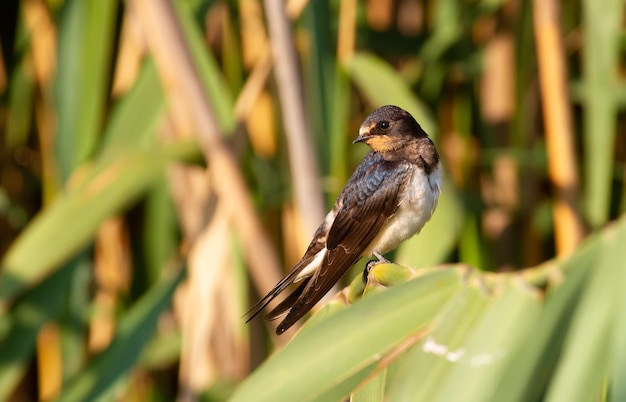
[6,53,35,150]
[389,282,490,401]
[297,298,349,337]
[58,267,185,401]
[5,15,35,150]
[369,263,414,287]
[55,0,119,180]
[230,268,463,402]
[419,0,461,62]
[458,215,489,270]
[0,141,200,308]
[59,254,92,379]
[611,228,626,401]
[310,362,379,402]
[581,0,624,227]
[141,178,180,287]
[302,0,337,173]
[351,368,386,402]
[100,59,166,152]
[328,67,352,195]
[0,263,77,401]
[545,220,626,402]
[139,328,182,369]
[435,278,542,402]
[491,235,599,401]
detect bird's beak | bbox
[353,125,372,144]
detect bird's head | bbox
[353,105,429,158]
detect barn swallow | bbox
[245,105,442,335]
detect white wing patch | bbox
[294,248,326,282]
[292,209,336,283]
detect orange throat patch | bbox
[365,135,397,154]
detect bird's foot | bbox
[363,251,391,283]
[373,251,390,263]
[362,260,376,284]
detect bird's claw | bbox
[363,251,391,283]
[362,260,376,284]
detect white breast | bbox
[364,163,442,255]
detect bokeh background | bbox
[0,0,624,400]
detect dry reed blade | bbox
[129,0,287,335]
[264,0,325,236]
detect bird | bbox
[245,105,442,335]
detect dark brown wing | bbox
[243,213,329,323]
[275,158,410,334]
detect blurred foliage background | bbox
[0,0,624,400]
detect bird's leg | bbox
[363,251,391,284]
[373,251,390,263]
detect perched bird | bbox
[246,105,442,335]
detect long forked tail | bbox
[243,271,306,323]
[265,278,310,321]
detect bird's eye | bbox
[378,121,390,129]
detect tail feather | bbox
[243,261,310,323]
[266,278,310,321]
[244,284,286,323]
[244,277,292,323]
[244,248,324,323]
